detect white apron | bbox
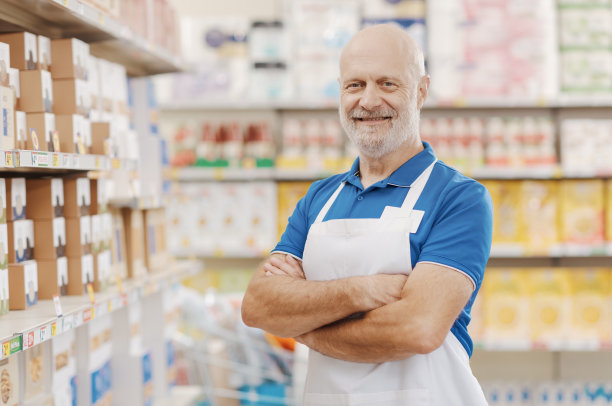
[301,161,487,406]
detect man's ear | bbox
[417,75,430,109]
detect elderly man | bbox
[242,24,492,406]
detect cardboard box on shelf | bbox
[8,260,38,309]
[65,215,92,257]
[6,178,26,221]
[559,179,606,247]
[8,68,19,109]
[90,179,109,215]
[37,35,51,71]
[0,355,20,406]
[15,110,26,150]
[123,208,146,279]
[0,32,37,70]
[50,38,89,80]
[93,250,111,292]
[143,208,168,272]
[19,69,53,113]
[606,180,612,245]
[0,223,7,269]
[52,329,76,406]
[26,112,55,151]
[0,179,5,224]
[0,41,9,86]
[520,181,560,255]
[52,79,91,117]
[528,269,571,344]
[7,219,34,263]
[568,268,611,342]
[55,114,89,154]
[111,209,127,280]
[63,177,91,217]
[38,256,68,299]
[0,86,15,150]
[67,254,93,295]
[26,178,64,220]
[91,122,111,155]
[23,341,50,402]
[33,217,66,260]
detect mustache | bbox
[348,108,397,119]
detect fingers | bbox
[268,255,304,278]
[264,263,288,276]
[285,255,305,278]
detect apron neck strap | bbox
[314,182,345,224]
[401,159,438,211]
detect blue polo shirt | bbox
[273,142,493,356]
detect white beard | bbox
[340,99,420,159]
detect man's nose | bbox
[358,85,383,110]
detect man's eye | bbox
[348,83,361,88]
[383,82,394,87]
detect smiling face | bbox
[339,25,428,159]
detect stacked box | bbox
[64,177,93,295]
[110,208,127,280]
[122,208,146,279]
[0,32,37,70]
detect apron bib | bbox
[301,161,487,406]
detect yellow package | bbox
[520,181,560,255]
[606,181,612,248]
[568,268,611,344]
[482,268,530,345]
[277,182,312,239]
[559,180,605,249]
[482,180,524,255]
[528,269,571,346]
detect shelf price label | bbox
[51,323,57,337]
[2,341,9,358]
[83,308,94,323]
[24,331,35,349]
[4,151,12,167]
[9,336,21,354]
[52,153,60,168]
[39,325,51,342]
[87,283,95,304]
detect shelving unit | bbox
[0,0,182,76]
[0,149,138,173]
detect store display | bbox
[0,32,37,71]
[25,112,55,151]
[26,178,64,220]
[66,254,94,296]
[50,38,89,81]
[33,217,66,260]
[52,79,91,117]
[19,70,53,113]
[37,257,68,299]
[7,220,34,263]
[55,114,88,154]
[63,178,91,218]
[8,260,38,310]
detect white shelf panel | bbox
[0,0,182,76]
[0,150,138,173]
[0,260,202,360]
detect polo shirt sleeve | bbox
[417,180,493,289]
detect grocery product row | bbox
[0,31,140,161]
[167,179,612,259]
[482,381,612,406]
[472,268,612,350]
[0,176,168,315]
[156,0,612,107]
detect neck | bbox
[359,138,424,189]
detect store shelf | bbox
[0,150,139,174]
[0,260,202,360]
[156,385,204,406]
[474,340,612,352]
[159,96,612,112]
[0,0,182,76]
[109,195,167,210]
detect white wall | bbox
[168,0,280,19]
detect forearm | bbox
[242,267,380,338]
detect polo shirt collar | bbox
[341,142,437,188]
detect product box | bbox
[0,41,9,86]
[91,214,103,254]
[55,114,89,154]
[568,268,610,344]
[15,110,26,150]
[50,38,89,80]
[90,179,109,215]
[520,181,560,255]
[0,268,8,315]
[19,70,53,113]
[26,178,64,219]
[482,180,524,255]
[37,35,51,71]
[0,32,37,70]
[25,112,55,151]
[9,68,20,109]
[528,269,571,346]
[0,179,5,224]
[8,260,38,309]
[67,254,93,295]
[52,329,76,406]
[606,180,612,247]
[37,256,68,299]
[93,250,111,292]
[6,178,26,221]
[7,219,34,263]
[482,268,531,345]
[0,355,20,406]
[90,122,111,155]
[0,223,7,268]
[33,217,66,260]
[122,208,146,279]
[143,208,168,272]
[22,341,50,402]
[63,177,90,218]
[559,180,606,249]
[65,215,92,257]
[110,209,127,280]
[0,86,15,150]
[52,79,91,117]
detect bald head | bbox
[340,24,425,82]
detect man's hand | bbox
[263,255,305,279]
